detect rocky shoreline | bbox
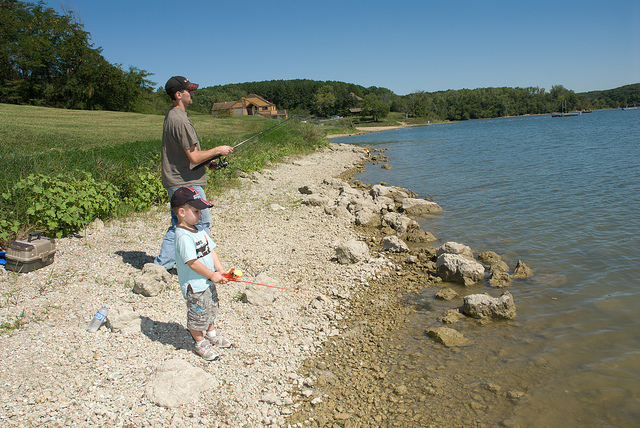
[0,143,385,427]
[0,142,530,427]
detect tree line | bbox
[2,1,638,121]
[186,81,639,121]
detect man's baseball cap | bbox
[165,76,199,96]
[171,187,213,210]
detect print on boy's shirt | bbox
[195,238,211,259]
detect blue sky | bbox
[43,0,639,95]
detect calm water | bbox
[335,109,640,426]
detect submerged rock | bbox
[463,292,516,319]
[513,260,533,278]
[401,198,443,215]
[478,251,502,264]
[488,260,512,288]
[426,327,468,347]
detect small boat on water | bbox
[622,104,638,110]
[552,100,580,117]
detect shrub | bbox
[0,169,167,243]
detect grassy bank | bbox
[0,104,326,245]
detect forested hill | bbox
[192,80,395,117]
[188,80,640,121]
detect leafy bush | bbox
[117,168,167,213]
[0,169,166,243]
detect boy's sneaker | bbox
[208,334,232,348]
[194,342,219,361]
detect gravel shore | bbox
[0,143,384,427]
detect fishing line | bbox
[222,269,323,297]
[227,277,323,297]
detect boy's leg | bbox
[186,286,219,360]
[202,283,232,348]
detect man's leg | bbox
[191,185,211,236]
[154,187,179,270]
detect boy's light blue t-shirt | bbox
[175,225,217,298]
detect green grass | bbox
[0,104,274,189]
[0,103,327,244]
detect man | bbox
[154,76,233,271]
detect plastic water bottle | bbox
[87,305,109,332]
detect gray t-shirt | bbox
[161,107,206,189]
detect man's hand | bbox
[217,145,234,156]
[186,145,234,166]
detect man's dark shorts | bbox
[186,283,219,331]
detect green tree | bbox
[312,85,337,117]
[360,93,390,121]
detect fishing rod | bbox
[190,115,297,170]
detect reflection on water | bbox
[335,109,640,426]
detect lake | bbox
[333,109,640,426]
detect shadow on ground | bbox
[141,316,191,351]
[116,251,155,270]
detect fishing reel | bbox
[207,156,229,170]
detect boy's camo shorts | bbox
[186,283,219,331]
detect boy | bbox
[171,186,232,361]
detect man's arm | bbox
[184,145,233,166]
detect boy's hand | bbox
[209,272,228,284]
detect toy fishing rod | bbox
[190,115,297,170]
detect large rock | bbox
[374,195,396,212]
[426,327,468,347]
[381,212,413,236]
[105,306,142,335]
[335,239,370,264]
[463,292,516,319]
[146,358,216,408]
[488,261,511,288]
[436,242,475,260]
[354,208,380,227]
[242,273,277,306]
[370,184,410,202]
[133,263,172,297]
[401,198,443,215]
[382,236,409,253]
[324,205,353,220]
[436,253,485,286]
[402,223,436,243]
[301,194,331,207]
